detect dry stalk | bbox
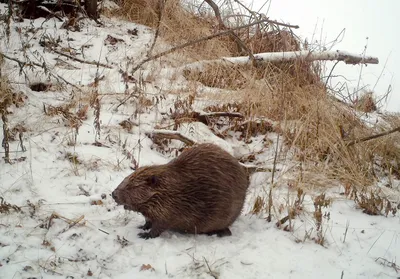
[1,114,10,163]
[89,76,101,140]
[267,133,280,222]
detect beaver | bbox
[112,143,249,239]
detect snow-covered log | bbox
[182,50,379,71]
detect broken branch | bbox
[146,130,195,146]
[346,126,400,147]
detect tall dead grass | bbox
[112,0,234,60]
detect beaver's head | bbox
[112,165,166,213]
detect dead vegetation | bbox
[0,197,21,214]
[109,0,399,188]
[111,0,400,228]
[1,0,399,250]
[112,0,233,60]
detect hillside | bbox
[1,1,400,278]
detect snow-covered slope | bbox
[0,6,399,279]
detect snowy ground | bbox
[1,5,400,279]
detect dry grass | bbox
[111,0,234,60]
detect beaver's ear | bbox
[147,175,159,186]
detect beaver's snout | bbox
[112,190,120,203]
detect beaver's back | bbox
[162,143,249,233]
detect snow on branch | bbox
[229,50,379,65]
[182,50,379,71]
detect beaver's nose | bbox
[111,191,117,200]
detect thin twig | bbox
[325,60,340,89]
[203,257,218,279]
[51,48,112,68]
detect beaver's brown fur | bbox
[112,143,249,239]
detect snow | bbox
[0,4,400,279]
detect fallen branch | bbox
[182,50,379,71]
[132,18,299,73]
[346,126,400,147]
[200,111,244,118]
[146,130,195,146]
[191,111,244,125]
[51,48,113,69]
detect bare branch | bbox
[146,130,195,146]
[346,126,400,147]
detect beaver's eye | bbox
[147,175,158,186]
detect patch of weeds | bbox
[375,257,400,273]
[26,199,40,218]
[8,123,27,151]
[276,188,306,232]
[117,137,138,170]
[349,187,398,216]
[233,119,274,141]
[169,94,196,130]
[116,235,129,247]
[0,197,21,213]
[1,76,27,163]
[44,103,82,145]
[251,196,264,215]
[65,152,81,175]
[89,87,101,140]
[65,152,81,165]
[313,193,331,246]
